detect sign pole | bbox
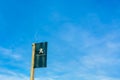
[30,43,36,80]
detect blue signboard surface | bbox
[34,42,47,68]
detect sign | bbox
[34,42,47,68]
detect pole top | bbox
[32,43,36,46]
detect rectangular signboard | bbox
[34,42,47,68]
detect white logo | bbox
[39,48,44,54]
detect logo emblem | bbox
[39,48,44,54]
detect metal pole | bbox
[30,43,36,80]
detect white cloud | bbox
[0,68,56,80]
[0,68,29,80]
[0,47,22,60]
[44,21,120,80]
[0,47,12,55]
[0,74,29,80]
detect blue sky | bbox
[0,0,120,80]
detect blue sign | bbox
[34,42,47,68]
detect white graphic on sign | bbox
[39,48,43,54]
